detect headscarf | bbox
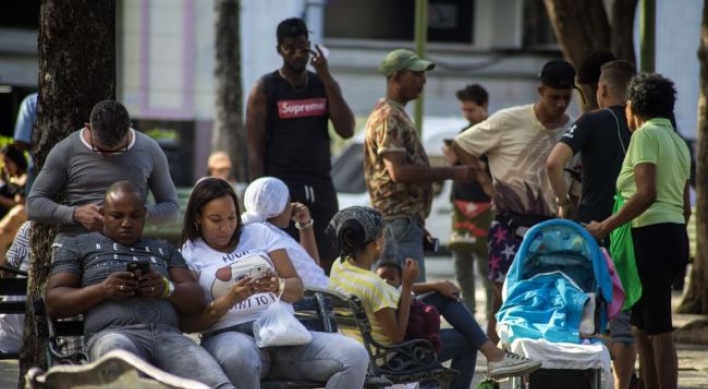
[326,206,384,258]
[241,177,289,225]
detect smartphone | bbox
[423,236,440,253]
[315,43,329,59]
[248,264,269,279]
[443,139,454,146]
[233,264,269,281]
[126,261,150,275]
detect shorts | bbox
[630,223,688,335]
[608,311,634,343]
[487,220,523,283]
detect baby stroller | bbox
[496,219,614,389]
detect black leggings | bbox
[630,223,688,335]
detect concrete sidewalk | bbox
[2,256,707,389]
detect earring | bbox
[194,222,200,231]
[375,242,381,250]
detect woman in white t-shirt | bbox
[179,178,367,389]
[241,177,329,287]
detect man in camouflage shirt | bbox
[364,49,480,281]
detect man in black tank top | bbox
[246,18,355,275]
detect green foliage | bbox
[0,135,15,148]
[144,128,179,142]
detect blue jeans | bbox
[421,293,489,389]
[87,324,234,389]
[201,330,369,389]
[385,216,426,282]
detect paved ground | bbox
[2,256,707,388]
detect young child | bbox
[376,262,442,352]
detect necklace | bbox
[279,69,308,93]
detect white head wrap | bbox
[241,177,290,225]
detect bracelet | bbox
[274,277,285,294]
[207,301,220,317]
[160,278,169,298]
[295,219,314,230]
[161,277,175,299]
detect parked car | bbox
[331,116,469,251]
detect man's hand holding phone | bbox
[310,44,330,75]
[126,261,164,298]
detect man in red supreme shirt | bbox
[246,17,354,274]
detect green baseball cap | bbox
[378,49,435,77]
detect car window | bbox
[331,142,367,194]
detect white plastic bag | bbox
[253,299,312,348]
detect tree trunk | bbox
[213,0,246,182]
[678,0,708,315]
[543,0,638,113]
[610,0,639,64]
[19,1,116,387]
[543,0,611,112]
[543,0,611,67]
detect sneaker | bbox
[487,350,542,380]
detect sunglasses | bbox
[89,130,129,156]
[279,43,314,56]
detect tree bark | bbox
[213,0,246,182]
[610,0,639,64]
[19,1,115,387]
[543,0,638,112]
[543,0,611,112]
[543,0,611,67]
[678,0,708,315]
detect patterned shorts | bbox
[487,220,523,283]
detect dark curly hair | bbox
[181,177,243,248]
[455,84,488,106]
[626,72,676,120]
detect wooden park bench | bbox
[33,286,455,389]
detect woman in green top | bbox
[587,72,691,389]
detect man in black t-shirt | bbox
[547,60,635,224]
[246,18,354,274]
[546,60,637,389]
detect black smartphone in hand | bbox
[126,261,150,275]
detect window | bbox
[523,0,557,48]
[0,1,40,30]
[324,0,473,44]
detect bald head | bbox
[104,181,144,206]
[102,181,146,245]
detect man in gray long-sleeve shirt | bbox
[27,100,179,246]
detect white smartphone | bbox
[232,264,268,281]
[247,264,269,279]
[315,43,329,59]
